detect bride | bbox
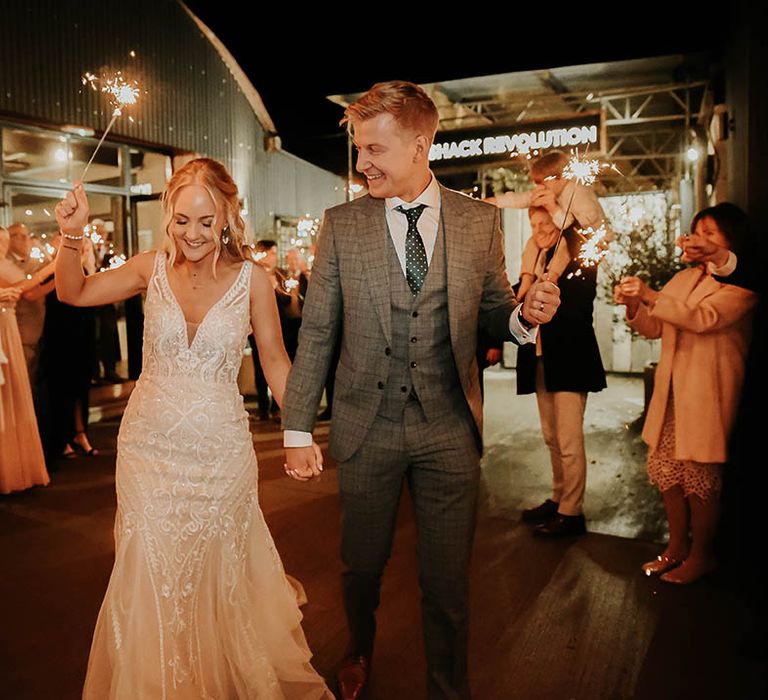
[54,158,331,699]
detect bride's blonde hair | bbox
[160,158,250,273]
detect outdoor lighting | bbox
[686,147,700,162]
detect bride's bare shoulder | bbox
[131,250,162,279]
[248,261,270,287]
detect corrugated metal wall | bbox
[0,0,344,231]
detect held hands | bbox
[520,275,560,327]
[54,183,90,237]
[676,234,730,267]
[284,441,324,482]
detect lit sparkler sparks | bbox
[80,70,141,181]
[577,224,610,267]
[284,278,299,291]
[544,148,620,274]
[82,71,139,117]
[562,149,621,187]
[569,223,623,284]
[107,254,127,270]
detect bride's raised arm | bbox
[55,183,152,306]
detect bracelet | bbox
[61,231,85,241]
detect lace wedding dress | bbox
[83,253,331,699]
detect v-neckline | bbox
[160,254,248,350]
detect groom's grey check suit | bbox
[283,184,523,700]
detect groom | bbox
[283,81,560,700]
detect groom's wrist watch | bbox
[519,307,534,331]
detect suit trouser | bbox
[534,360,588,516]
[338,398,480,700]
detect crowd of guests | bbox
[2,149,761,588]
[0,222,114,494]
[486,150,759,586]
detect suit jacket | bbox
[627,266,757,463]
[516,230,606,395]
[282,184,519,462]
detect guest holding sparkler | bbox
[485,150,610,295]
[4,223,56,382]
[517,207,606,536]
[614,203,758,584]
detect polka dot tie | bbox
[396,203,428,295]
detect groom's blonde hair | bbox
[342,81,439,143]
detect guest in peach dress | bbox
[0,225,49,495]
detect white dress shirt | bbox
[708,250,737,277]
[284,173,535,447]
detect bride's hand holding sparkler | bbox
[55,184,90,238]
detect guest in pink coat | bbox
[615,203,758,584]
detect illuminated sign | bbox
[429,112,604,165]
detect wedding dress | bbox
[83,253,331,699]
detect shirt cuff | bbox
[708,250,737,277]
[509,305,538,344]
[284,430,313,448]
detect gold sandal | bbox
[641,554,682,576]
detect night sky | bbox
[182,3,721,176]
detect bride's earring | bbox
[221,226,230,245]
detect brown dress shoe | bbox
[533,513,586,537]
[521,499,559,524]
[337,655,369,700]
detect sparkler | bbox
[544,148,619,274]
[80,71,140,181]
[101,254,127,272]
[577,224,610,268]
[571,223,621,285]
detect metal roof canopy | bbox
[328,54,712,193]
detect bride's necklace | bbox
[190,271,203,291]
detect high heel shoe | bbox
[641,554,682,576]
[61,444,77,460]
[660,558,716,585]
[72,432,99,457]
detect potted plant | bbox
[599,195,685,422]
